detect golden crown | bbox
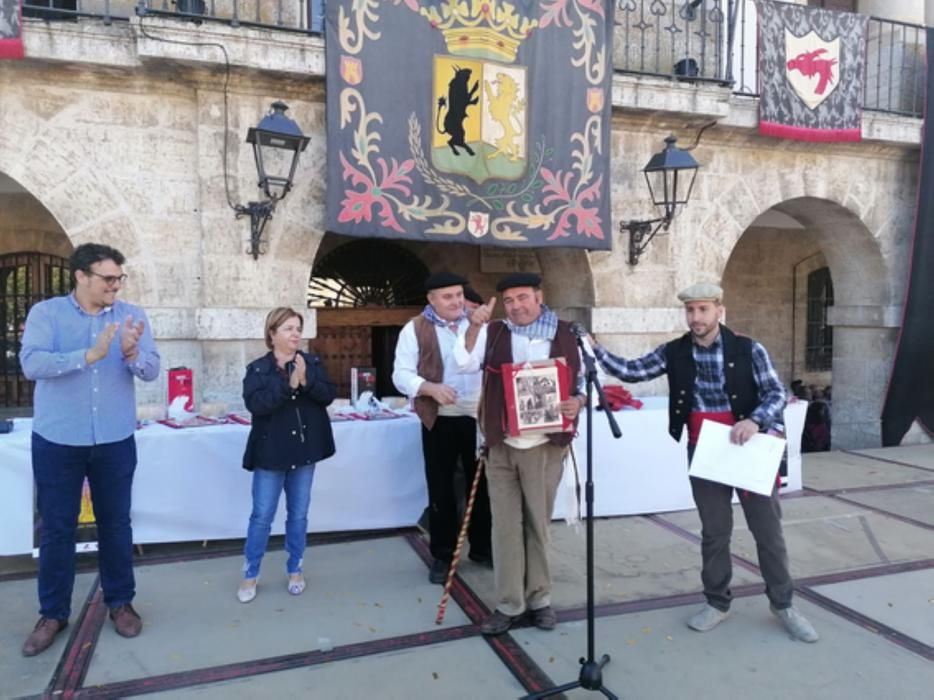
[420,0,537,63]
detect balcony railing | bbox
[613,0,733,84]
[22,1,925,118]
[863,17,926,118]
[22,1,324,33]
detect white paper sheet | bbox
[688,420,786,496]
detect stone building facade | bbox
[0,1,930,448]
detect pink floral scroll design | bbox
[337,88,465,235]
[489,115,604,242]
[539,0,607,85]
[540,170,604,240]
[337,154,414,233]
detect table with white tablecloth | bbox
[0,400,803,556]
[0,415,428,556]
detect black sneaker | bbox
[428,558,450,585]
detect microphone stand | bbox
[521,336,621,700]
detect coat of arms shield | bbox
[784,30,841,110]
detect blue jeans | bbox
[243,465,316,579]
[32,432,137,620]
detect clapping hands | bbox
[120,316,145,361]
[289,352,307,389]
[86,322,120,365]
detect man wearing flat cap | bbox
[590,282,819,643]
[392,272,492,584]
[455,272,585,635]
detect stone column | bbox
[826,305,901,449]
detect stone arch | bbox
[0,172,72,259]
[305,234,596,397]
[719,196,894,449]
[770,197,889,307]
[0,172,74,410]
[305,233,596,312]
[700,180,889,297]
[0,95,149,296]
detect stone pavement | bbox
[2,445,933,699]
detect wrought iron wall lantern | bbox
[236,101,310,260]
[619,123,715,266]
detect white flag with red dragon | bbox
[757,0,868,142]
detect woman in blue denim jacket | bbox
[237,307,336,603]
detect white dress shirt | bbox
[392,316,481,418]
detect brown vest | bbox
[412,315,444,430]
[479,319,581,448]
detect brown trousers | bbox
[486,442,567,616]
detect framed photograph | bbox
[350,366,377,404]
[502,358,573,438]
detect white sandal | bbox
[287,574,306,596]
[237,579,257,603]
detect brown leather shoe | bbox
[529,605,557,630]
[109,604,143,638]
[480,610,524,636]
[22,617,68,657]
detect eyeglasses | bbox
[87,272,128,286]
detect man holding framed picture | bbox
[455,272,585,635]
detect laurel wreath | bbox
[407,114,489,206]
[408,113,552,213]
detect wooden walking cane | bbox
[435,454,486,625]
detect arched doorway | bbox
[721,197,891,449]
[0,173,74,412]
[722,208,833,387]
[307,234,596,399]
[308,238,430,398]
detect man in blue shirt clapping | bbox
[20,243,160,657]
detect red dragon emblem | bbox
[786,48,837,95]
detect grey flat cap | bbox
[677,282,723,303]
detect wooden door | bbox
[312,326,372,399]
[311,307,421,398]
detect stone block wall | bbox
[0,19,925,447]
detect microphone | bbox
[568,322,589,338]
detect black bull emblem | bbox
[436,65,479,156]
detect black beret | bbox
[463,285,484,305]
[425,271,468,291]
[495,272,542,292]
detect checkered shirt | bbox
[593,334,786,430]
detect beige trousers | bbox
[486,442,567,616]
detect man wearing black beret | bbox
[392,272,492,584]
[455,272,585,635]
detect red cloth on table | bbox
[602,386,643,411]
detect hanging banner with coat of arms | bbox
[757,0,868,142]
[325,0,614,249]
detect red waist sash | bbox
[687,411,735,445]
